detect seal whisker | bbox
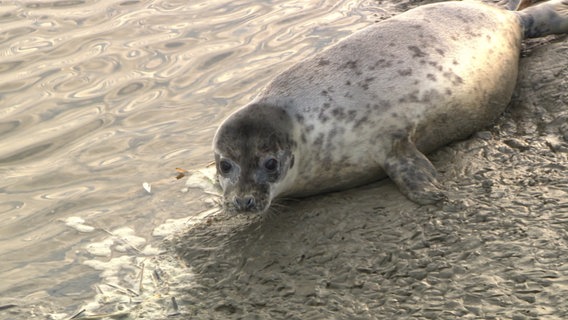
[268,202,290,212]
[263,207,281,218]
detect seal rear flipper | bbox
[518,0,568,38]
[383,137,447,205]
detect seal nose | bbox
[234,196,256,211]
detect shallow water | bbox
[0,0,389,313]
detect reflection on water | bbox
[0,0,388,314]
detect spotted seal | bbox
[212,0,568,213]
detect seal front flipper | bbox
[383,136,447,205]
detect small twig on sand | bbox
[69,310,131,319]
[98,227,143,254]
[168,296,180,317]
[104,283,139,297]
[69,309,86,319]
[138,261,145,294]
[0,304,17,311]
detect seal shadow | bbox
[170,179,447,315]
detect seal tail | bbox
[517,0,568,38]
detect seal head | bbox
[213,103,296,213]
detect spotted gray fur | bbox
[213,0,568,213]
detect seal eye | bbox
[263,158,278,172]
[219,159,233,174]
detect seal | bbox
[213,0,568,213]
